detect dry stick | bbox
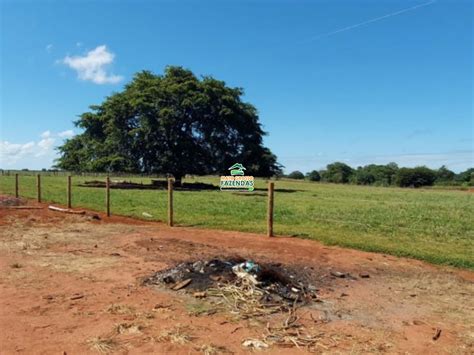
[67,175,72,209]
[15,173,19,198]
[36,174,41,203]
[106,176,111,217]
[48,205,85,215]
[168,178,173,227]
[267,181,274,237]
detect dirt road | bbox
[0,202,472,354]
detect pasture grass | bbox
[1,174,472,269]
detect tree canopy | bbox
[298,163,472,188]
[287,170,305,179]
[56,66,282,181]
[321,162,353,183]
[306,170,321,182]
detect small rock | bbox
[340,293,349,297]
[359,272,370,278]
[330,271,346,278]
[193,291,206,298]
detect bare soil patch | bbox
[0,199,473,354]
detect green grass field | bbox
[1,174,473,269]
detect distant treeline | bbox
[284,163,474,188]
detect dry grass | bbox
[207,279,284,319]
[0,215,126,274]
[106,303,137,316]
[0,215,136,253]
[113,322,143,335]
[198,343,232,354]
[87,335,122,354]
[207,279,323,351]
[157,325,195,345]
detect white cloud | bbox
[62,45,123,84]
[46,44,53,53]
[36,137,55,157]
[0,141,36,165]
[40,130,52,139]
[0,130,76,169]
[58,129,75,138]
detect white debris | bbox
[242,339,269,349]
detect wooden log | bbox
[267,182,274,237]
[48,205,86,215]
[168,178,173,227]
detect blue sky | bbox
[0,0,472,172]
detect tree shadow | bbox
[80,180,303,193]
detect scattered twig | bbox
[432,328,442,341]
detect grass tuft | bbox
[157,325,195,345]
[87,335,121,354]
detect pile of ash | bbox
[145,258,322,348]
[143,257,317,306]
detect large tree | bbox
[56,66,282,183]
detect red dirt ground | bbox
[0,201,473,354]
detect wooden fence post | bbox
[37,174,41,203]
[15,174,19,198]
[267,182,274,237]
[67,175,72,209]
[168,178,174,227]
[106,176,110,217]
